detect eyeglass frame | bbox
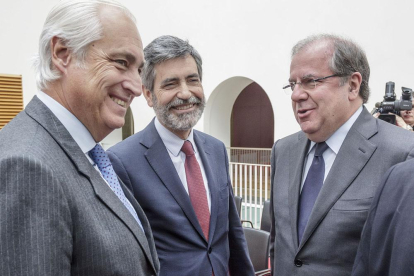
[282,74,348,92]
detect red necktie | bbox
[181,140,210,240]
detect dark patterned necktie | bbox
[89,144,143,231]
[181,140,210,240]
[298,142,329,243]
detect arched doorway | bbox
[204,76,254,146]
[204,76,274,148]
[231,82,274,148]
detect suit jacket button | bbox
[294,259,303,267]
[208,247,212,254]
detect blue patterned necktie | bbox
[298,142,329,243]
[89,144,143,231]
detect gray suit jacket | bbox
[0,96,159,276]
[270,107,414,276]
[108,120,254,276]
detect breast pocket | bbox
[332,197,374,211]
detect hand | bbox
[373,112,380,119]
[390,113,412,130]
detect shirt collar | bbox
[308,105,363,154]
[154,117,196,157]
[37,91,96,153]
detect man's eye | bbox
[302,78,314,84]
[164,83,175,88]
[115,60,127,67]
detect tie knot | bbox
[181,140,195,156]
[88,144,111,170]
[314,142,329,157]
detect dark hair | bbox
[142,35,202,92]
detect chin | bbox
[106,118,126,131]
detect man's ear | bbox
[51,36,72,74]
[143,85,154,107]
[348,72,362,101]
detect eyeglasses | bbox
[283,74,346,93]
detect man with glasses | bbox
[269,34,414,276]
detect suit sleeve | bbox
[0,155,72,276]
[352,163,414,276]
[406,145,414,161]
[224,144,255,275]
[269,140,278,274]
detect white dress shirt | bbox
[154,117,211,211]
[301,106,363,192]
[37,91,96,157]
[37,92,133,193]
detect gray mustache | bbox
[167,96,202,109]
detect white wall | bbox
[1,0,413,146]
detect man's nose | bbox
[123,70,142,97]
[178,83,192,99]
[291,84,308,102]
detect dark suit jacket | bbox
[108,119,254,276]
[0,96,159,276]
[270,107,414,276]
[352,158,414,276]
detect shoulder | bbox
[0,113,59,160]
[272,131,304,151]
[382,159,414,191]
[375,119,414,153]
[194,130,224,146]
[108,124,153,155]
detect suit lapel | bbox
[25,97,157,271]
[194,131,218,244]
[288,132,310,247]
[299,108,378,249]
[142,122,207,241]
[120,178,159,273]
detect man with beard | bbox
[108,35,254,276]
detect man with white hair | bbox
[0,1,159,275]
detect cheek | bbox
[195,88,204,99]
[90,63,117,88]
[291,102,297,116]
[162,92,177,105]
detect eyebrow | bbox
[186,73,200,79]
[125,53,137,65]
[161,73,200,86]
[288,74,316,82]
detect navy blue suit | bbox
[108,119,254,276]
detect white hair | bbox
[33,0,136,90]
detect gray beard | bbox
[152,94,206,131]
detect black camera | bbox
[376,82,413,125]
